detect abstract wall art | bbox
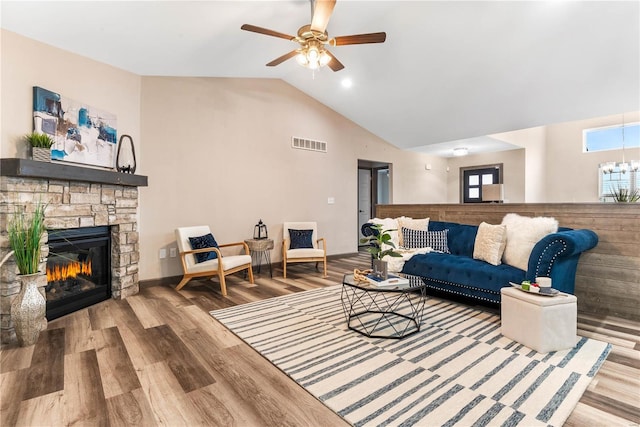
[33,86,117,168]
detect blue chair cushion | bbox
[289,229,314,249]
[189,233,219,263]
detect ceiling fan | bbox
[240,0,386,72]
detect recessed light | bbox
[341,78,353,88]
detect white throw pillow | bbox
[501,213,558,271]
[473,222,507,266]
[369,217,401,250]
[397,217,429,247]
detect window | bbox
[584,122,640,152]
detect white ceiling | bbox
[2,1,639,157]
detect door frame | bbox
[358,159,392,244]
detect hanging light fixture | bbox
[601,113,639,174]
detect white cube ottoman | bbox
[500,286,578,353]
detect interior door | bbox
[358,168,372,242]
[462,166,500,203]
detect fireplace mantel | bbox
[1,158,148,187]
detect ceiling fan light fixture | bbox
[296,51,308,66]
[319,50,331,66]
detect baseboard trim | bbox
[139,275,182,288]
[139,252,361,287]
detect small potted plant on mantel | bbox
[24,132,54,162]
[359,223,402,279]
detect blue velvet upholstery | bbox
[361,220,598,305]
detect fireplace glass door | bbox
[46,226,111,320]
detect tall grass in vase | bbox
[8,202,47,275]
[7,202,47,346]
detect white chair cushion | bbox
[283,222,318,249]
[186,254,251,274]
[286,248,325,259]
[176,225,215,270]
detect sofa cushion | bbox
[397,217,429,247]
[501,213,558,271]
[402,228,449,253]
[429,221,478,257]
[402,252,526,297]
[370,217,402,250]
[473,222,507,266]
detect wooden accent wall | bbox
[376,203,640,322]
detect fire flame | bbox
[47,260,92,282]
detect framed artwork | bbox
[33,86,117,169]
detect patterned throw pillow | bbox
[189,233,219,263]
[402,227,450,253]
[289,229,314,249]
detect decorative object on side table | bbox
[253,219,268,239]
[116,134,137,173]
[359,223,402,280]
[24,132,54,162]
[7,202,47,347]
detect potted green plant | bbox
[611,186,640,203]
[359,223,402,279]
[7,202,47,346]
[24,132,54,162]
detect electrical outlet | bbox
[328,197,335,204]
[159,248,167,259]
[169,247,177,258]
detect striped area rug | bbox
[210,285,610,427]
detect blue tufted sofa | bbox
[362,220,598,304]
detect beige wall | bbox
[0,30,141,161]
[446,149,526,203]
[139,77,447,280]
[459,113,640,203]
[3,29,637,282]
[544,111,640,202]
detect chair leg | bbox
[283,261,287,279]
[176,276,191,291]
[247,264,254,284]
[323,258,327,278]
[219,272,227,296]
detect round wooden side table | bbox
[244,238,274,277]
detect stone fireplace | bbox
[0,158,148,344]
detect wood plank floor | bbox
[1,253,638,426]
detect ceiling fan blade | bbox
[331,32,387,46]
[310,0,336,33]
[325,50,344,72]
[241,24,295,41]
[266,50,299,67]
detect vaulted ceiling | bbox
[2,1,639,157]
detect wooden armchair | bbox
[175,226,254,296]
[282,221,327,279]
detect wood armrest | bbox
[317,237,326,252]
